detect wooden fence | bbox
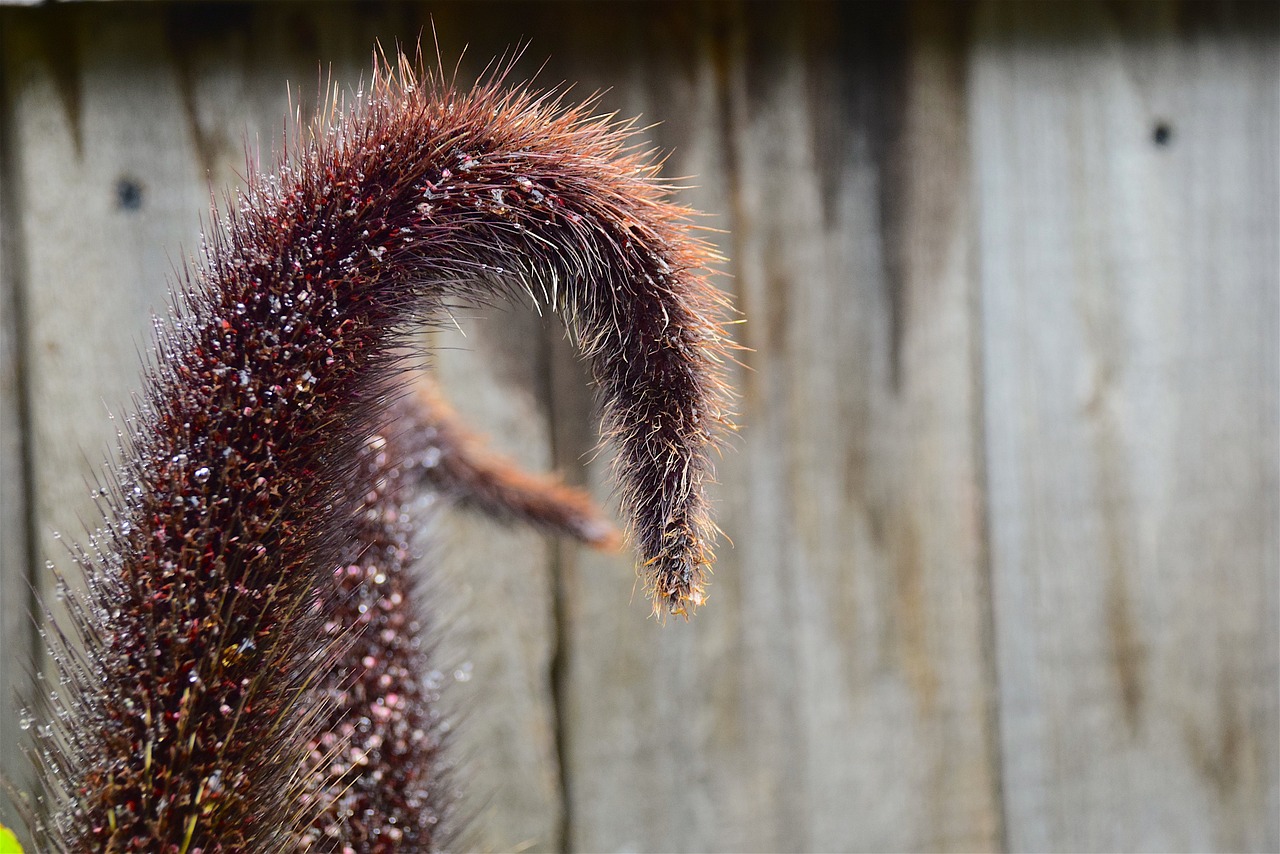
[1,2,1276,851]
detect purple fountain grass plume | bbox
[25,51,734,852]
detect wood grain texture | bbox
[0,2,1275,852]
[547,4,1001,851]
[0,36,34,833]
[425,313,565,854]
[972,1,1279,850]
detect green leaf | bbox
[0,824,23,854]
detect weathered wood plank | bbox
[425,316,565,854]
[4,10,256,837]
[1,2,1276,852]
[972,1,1280,850]
[547,4,1002,851]
[0,37,35,834]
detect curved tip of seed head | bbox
[647,544,713,621]
[662,584,708,621]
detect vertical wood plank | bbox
[425,313,565,853]
[0,21,35,832]
[973,1,1279,850]
[7,8,212,613]
[549,4,1002,850]
[4,16,211,841]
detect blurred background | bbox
[0,1,1276,851]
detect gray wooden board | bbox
[0,2,1277,852]
[545,4,1002,851]
[0,33,35,833]
[972,1,1279,851]
[425,312,565,853]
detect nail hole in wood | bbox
[116,177,144,211]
